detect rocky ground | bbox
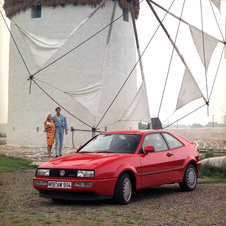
[194,139,226,156]
[0,139,225,225]
[0,169,225,225]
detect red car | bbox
[33,130,201,204]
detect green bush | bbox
[0,133,6,138]
[204,150,214,158]
[199,163,226,179]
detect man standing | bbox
[52,107,68,157]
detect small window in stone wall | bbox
[31,5,42,18]
[122,8,129,22]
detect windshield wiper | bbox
[97,151,114,153]
[78,151,93,153]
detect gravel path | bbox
[0,169,225,225]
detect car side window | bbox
[142,133,168,152]
[162,133,184,149]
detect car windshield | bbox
[78,134,141,154]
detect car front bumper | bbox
[33,177,118,199]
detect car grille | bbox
[49,169,77,177]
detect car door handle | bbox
[166,153,173,157]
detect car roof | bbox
[101,130,168,135]
[100,130,190,145]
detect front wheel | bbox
[179,164,197,191]
[113,173,132,204]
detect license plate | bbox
[48,181,72,189]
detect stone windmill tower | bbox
[3,0,148,147]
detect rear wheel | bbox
[179,164,197,191]
[114,173,132,204]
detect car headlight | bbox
[77,170,94,178]
[36,169,50,176]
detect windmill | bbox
[1,0,150,146]
[0,0,225,146]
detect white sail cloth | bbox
[120,82,151,122]
[18,27,66,69]
[66,82,101,117]
[189,25,219,69]
[175,23,221,111]
[211,0,221,10]
[176,68,204,111]
[18,0,222,125]
[16,0,108,69]
[15,4,152,125]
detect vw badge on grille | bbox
[60,170,65,177]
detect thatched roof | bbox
[3,0,139,19]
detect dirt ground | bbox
[0,169,225,225]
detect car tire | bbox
[113,173,132,205]
[179,164,197,191]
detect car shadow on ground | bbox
[40,184,182,206]
[132,185,182,201]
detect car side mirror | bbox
[77,146,82,152]
[144,146,155,155]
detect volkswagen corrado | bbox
[33,130,201,204]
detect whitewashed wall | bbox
[7,2,138,147]
[0,0,9,125]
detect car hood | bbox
[38,153,130,169]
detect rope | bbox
[40,0,108,72]
[35,78,98,117]
[150,0,224,44]
[200,0,210,116]
[32,79,93,129]
[162,45,225,130]
[208,0,225,40]
[163,104,206,129]
[96,0,177,128]
[71,128,103,133]
[97,1,118,88]
[147,0,208,102]
[162,111,176,126]
[31,0,144,78]
[129,0,152,127]
[14,23,39,73]
[35,78,67,93]
[0,10,31,77]
[1,0,145,131]
[129,0,145,81]
[209,45,225,100]
[2,1,224,132]
[156,0,186,129]
[106,0,117,45]
[200,0,209,94]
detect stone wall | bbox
[168,127,226,155]
[167,127,226,141]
